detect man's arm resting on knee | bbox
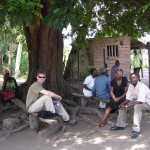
[126,101,142,108]
[119,99,129,109]
[40,89,62,100]
[119,99,142,109]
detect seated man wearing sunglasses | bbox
[26,69,75,125]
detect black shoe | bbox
[110,125,125,131]
[131,131,140,138]
[37,110,56,119]
[65,119,76,125]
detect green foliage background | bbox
[0,0,150,80]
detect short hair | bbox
[90,68,97,74]
[115,60,119,64]
[99,67,109,75]
[129,73,137,78]
[116,68,123,74]
[36,69,46,76]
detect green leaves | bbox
[7,0,43,25]
[141,3,150,12]
[0,0,149,46]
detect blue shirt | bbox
[92,75,111,100]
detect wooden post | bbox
[139,49,143,78]
[103,49,107,68]
[147,42,150,88]
[77,50,80,80]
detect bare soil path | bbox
[0,70,150,150]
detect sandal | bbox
[99,124,104,127]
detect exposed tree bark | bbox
[13,1,68,99]
[23,23,64,96]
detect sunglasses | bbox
[38,76,46,78]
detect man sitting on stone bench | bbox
[92,67,110,111]
[110,73,150,138]
[83,68,98,98]
[26,69,74,125]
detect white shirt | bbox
[126,81,150,105]
[83,75,95,97]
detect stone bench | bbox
[72,93,99,107]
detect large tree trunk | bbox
[23,24,64,95]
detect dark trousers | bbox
[134,68,140,80]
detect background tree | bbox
[0,20,26,76]
[0,0,149,99]
[0,24,19,74]
[64,0,150,80]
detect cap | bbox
[99,67,109,75]
[3,69,10,75]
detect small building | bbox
[86,36,146,77]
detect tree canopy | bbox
[0,0,149,94]
[0,0,149,40]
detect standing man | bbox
[83,68,98,97]
[92,67,111,111]
[110,60,120,80]
[26,69,74,124]
[110,73,150,138]
[132,49,142,80]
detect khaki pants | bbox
[96,97,109,109]
[116,103,150,132]
[99,101,107,108]
[28,95,70,121]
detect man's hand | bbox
[54,95,62,101]
[118,99,129,110]
[119,103,126,110]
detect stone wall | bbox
[91,36,131,77]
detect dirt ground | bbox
[1,107,150,150]
[0,71,150,150]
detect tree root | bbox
[52,122,66,146]
[78,106,103,119]
[78,114,99,125]
[0,105,18,114]
[79,126,99,138]
[63,104,81,119]
[37,116,65,139]
[8,123,29,134]
[0,111,27,123]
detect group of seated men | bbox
[1,64,150,138]
[82,61,150,139]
